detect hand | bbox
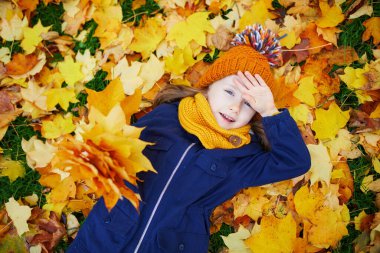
[234,71,279,117]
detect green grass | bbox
[73,19,100,56]
[31,1,64,34]
[0,117,45,207]
[333,148,377,253]
[208,223,234,253]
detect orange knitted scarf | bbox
[178,93,251,149]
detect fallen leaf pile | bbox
[0,0,379,252]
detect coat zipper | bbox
[133,143,196,253]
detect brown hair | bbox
[153,84,271,151]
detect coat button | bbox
[228,135,242,147]
[178,243,185,251]
[210,164,217,172]
[104,217,111,224]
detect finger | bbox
[233,77,248,92]
[235,73,249,90]
[244,71,260,87]
[243,94,256,106]
[237,71,255,89]
[254,74,268,87]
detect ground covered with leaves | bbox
[0,0,379,252]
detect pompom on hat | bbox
[194,24,282,90]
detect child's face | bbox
[206,75,256,129]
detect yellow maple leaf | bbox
[41,113,76,139]
[86,105,127,135]
[93,5,122,49]
[21,136,57,169]
[308,206,349,248]
[294,185,324,220]
[120,89,142,124]
[307,143,333,186]
[5,197,32,236]
[0,156,25,182]
[164,44,198,76]
[245,213,296,253]
[242,187,270,221]
[354,210,368,231]
[57,55,84,87]
[317,26,341,47]
[370,104,380,118]
[167,12,215,49]
[21,80,48,111]
[222,225,251,253]
[86,77,125,116]
[21,20,50,54]
[140,54,165,94]
[315,2,344,28]
[37,67,64,88]
[50,176,76,203]
[324,129,353,160]
[129,18,166,59]
[293,76,318,107]
[278,29,297,49]
[239,0,273,30]
[362,17,380,45]
[113,58,143,95]
[373,157,380,174]
[44,87,78,111]
[311,102,350,140]
[75,49,97,82]
[0,13,28,41]
[339,65,369,90]
[289,104,310,124]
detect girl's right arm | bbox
[238,108,311,188]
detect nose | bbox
[229,101,242,114]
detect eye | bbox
[244,100,252,108]
[225,89,234,96]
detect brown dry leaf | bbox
[186,60,211,86]
[206,25,234,51]
[362,17,380,45]
[5,53,39,76]
[349,110,380,133]
[209,200,234,234]
[26,207,66,252]
[322,47,359,66]
[282,38,310,64]
[0,89,22,128]
[299,124,317,145]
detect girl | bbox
[68,25,311,253]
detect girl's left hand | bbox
[234,71,279,117]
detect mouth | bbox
[219,112,235,123]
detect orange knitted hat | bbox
[194,25,282,90]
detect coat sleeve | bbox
[239,109,311,188]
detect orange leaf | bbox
[362,17,380,45]
[5,54,38,76]
[86,78,125,116]
[272,77,300,108]
[300,23,331,54]
[17,0,39,11]
[120,89,142,124]
[302,56,340,97]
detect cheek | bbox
[240,109,256,124]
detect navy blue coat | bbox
[67,102,311,253]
